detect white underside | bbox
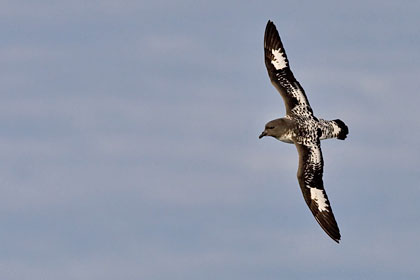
[276,130,294,143]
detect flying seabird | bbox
[259,20,348,243]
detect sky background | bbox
[1,0,420,279]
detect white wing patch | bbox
[271,48,287,70]
[310,188,329,212]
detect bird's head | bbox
[259,119,285,139]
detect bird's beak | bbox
[259,130,267,139]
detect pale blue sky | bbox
[1,1,420,279]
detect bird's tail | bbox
[333,119,349,140]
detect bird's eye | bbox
[267,126,274,129]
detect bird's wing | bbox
[295,142,341,243]
[264,20,313,116]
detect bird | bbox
[259,20,348,243]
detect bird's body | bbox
[259,21,348,243]
[264,117,347,144]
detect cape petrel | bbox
[259,20,348,243]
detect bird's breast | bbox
[276,130,295,144]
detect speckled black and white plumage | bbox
[259,20,349,243]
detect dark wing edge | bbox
[264,20,312,116]
[295,142,341,243]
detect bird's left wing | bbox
[264,21,313,116]
[295,142,341,243]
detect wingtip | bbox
[323,221,341,244]
[324,229,341,243]
[322,224,341,244]
[328,227,341,243]
[265,20,276,30]
[312,207,342,244]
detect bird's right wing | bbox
[295,142,341,243]
[264,20,313,117]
